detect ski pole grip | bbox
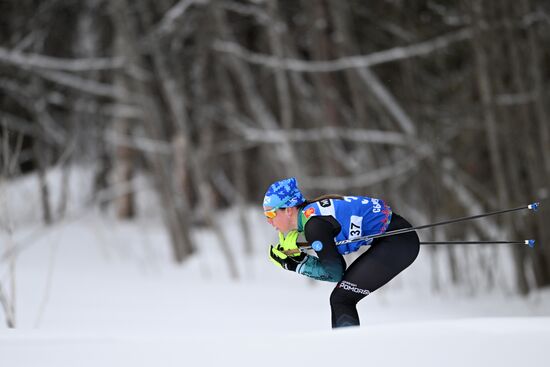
[528,202,540,211]
[311,240,323,251]
[526,239,536,248]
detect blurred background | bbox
[1,0,550,330]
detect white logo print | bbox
[372,198,382,213]
[338,281,370,295]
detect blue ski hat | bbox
[263,177,306,209]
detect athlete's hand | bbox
[268,230,306,271]
[269,244,306,271]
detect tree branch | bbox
[34,69,118,98]
[238,125,413,146]
[218,110,413,146]
[153,0,210,36]
[213,28,472,72]
[356,67,417,135]
[0,46,123,72]
[104,131,173,155]
[301,143,433,190]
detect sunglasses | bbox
[263,196,292,219]
[264,207,280,219]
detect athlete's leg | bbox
[330,214,420,328]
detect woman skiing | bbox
[264,177,420,328]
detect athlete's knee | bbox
[402,231,420,263]
[410,232,421,260]
[330,281,366,308]
[330,286,346,307]
[330,283,364,328]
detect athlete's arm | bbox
[295,216,345,282]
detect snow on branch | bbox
[299,127,463,190]
[222,114,418,147]
[219,1,270,23]
[239,125,413,146]
[495,92,536,106]
[104,131,173,155]
[302,143,433,190]
[154,0,210,36]
[0,47,123,72]
[213,28,472,72]
[35,69,118,98]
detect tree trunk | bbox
[109,0,194,262]
[469,0,528,294]
[33,139,53,225]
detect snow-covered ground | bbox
[1,168,549,366]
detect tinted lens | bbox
[264,209,277,219]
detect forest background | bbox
[1,0,550,330]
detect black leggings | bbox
[330,214,420,328]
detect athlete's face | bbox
[264,207,297,233]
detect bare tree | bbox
[1,0,549,289]
[0,127,23,328]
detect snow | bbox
[1,168,550,367]
[3,318,550,367]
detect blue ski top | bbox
[292,196,392,283]
[298,196,392,254]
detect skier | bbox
[264,177,420,328]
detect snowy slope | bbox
[1,169,549,367]
[2,317,549,367]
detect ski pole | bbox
[282,202,540,255]
[420,240,536,247]
[340,202,539,247]
[283,239,536,256]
